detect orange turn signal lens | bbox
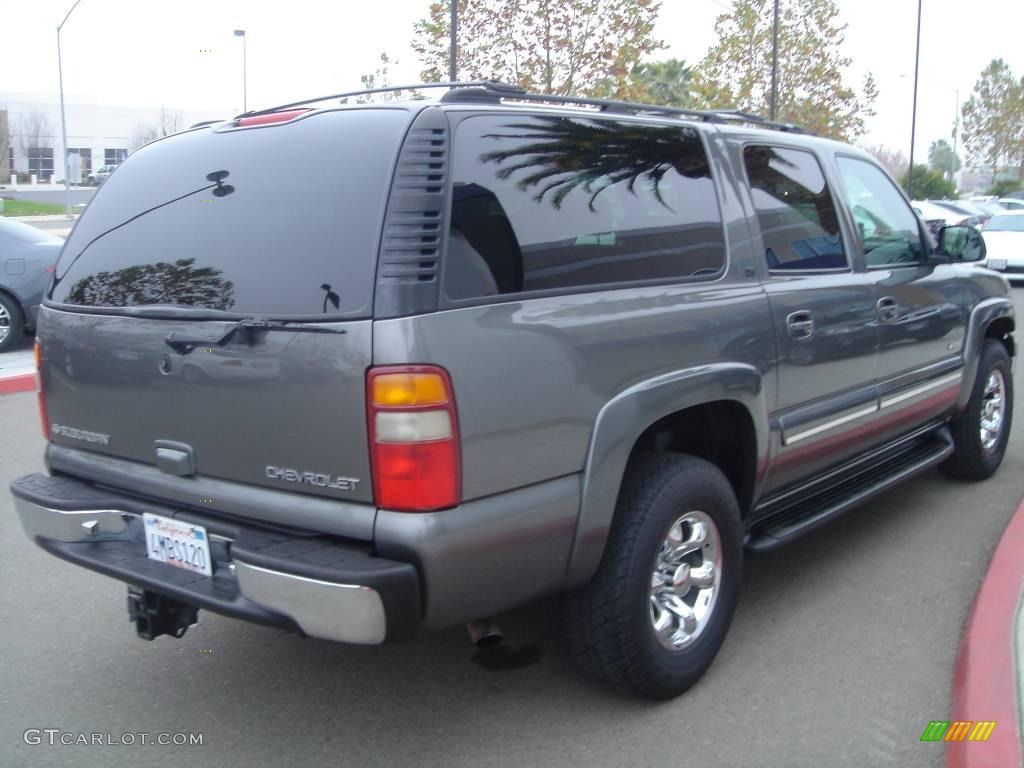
[372,372,448,407]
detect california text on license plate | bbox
[143,513,212,577]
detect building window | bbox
[68,148,92,176]
[104,148,127,166]
[7,147,13,173]
[28,147,55,181]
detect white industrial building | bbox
[2,92,225,184]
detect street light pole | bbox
[57,0,84,218]
[449,0,457,83]
[233,30,247,112]
[769,0,779,121]
[907,0,922,198]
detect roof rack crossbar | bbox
[235,80,523,119]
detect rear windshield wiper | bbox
[164,318,345,355]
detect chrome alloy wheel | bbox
[0,303,10,345]
[980,369,1006,453]
[649,510,722,651]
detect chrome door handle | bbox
[877,296,899,322]
[786,310,815,340]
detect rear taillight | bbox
[35,339,48,439]
[367,365,460,512]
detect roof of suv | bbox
[215,81,869,163]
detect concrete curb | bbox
[0,373,35,395]
[948,496,1024,767]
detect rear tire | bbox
[940,339,1013,481]
[0,293,25,353]
[562,453,743,699]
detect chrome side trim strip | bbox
[880,372,962,410]
[784,405,879,446]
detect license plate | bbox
[987,258,1007,270]
[143,514,212,577]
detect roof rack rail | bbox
[234,80,523,119]
[233,79,805,134]
[441,83,806,134]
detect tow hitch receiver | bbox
[127,587,199,640]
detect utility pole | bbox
[233,30,247,112]
[769,0,779,121]
[907,0,922,198]
[57,0,84,218]
[449,0,458,82]
[950,88,959,184]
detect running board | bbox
[746,425,954,552]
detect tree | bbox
[352,53,411,102]
[16,111,55,158]
[861,144,907,179]
[622,58,693,107]
[412,0,663,97]
[691,0,877,141]
[158,108,183,136]
[0,106,10,179]
[899,164,955,200]
[927,139,960,179]
[962,59,1024,182]
[66,258,235,311]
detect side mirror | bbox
[937,225,986,262]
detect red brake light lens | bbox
[35,339,48,439]
[235,109,311,127]
[367,366,460,512]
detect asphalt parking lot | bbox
[0,288,1021,768]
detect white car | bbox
[979,210,1024,283]
[998,197,1024,211]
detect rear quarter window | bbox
[444,114,726,299]
[50,108,409,317]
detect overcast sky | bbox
[4,0,1022,162]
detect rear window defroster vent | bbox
[374,108,451,318]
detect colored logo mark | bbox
[920,721,996,742]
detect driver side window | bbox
[835,156,927,267]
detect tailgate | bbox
[38,309,374,503]
[36,107,412,511]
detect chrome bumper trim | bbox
[234,561,386,644]
[14,498,387,645]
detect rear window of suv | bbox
[50,108,408,317]
[444,114,726,299]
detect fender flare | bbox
[957,298,1015,411]
[563,362,769,588]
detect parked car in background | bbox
[911,200,958,239]
[86,164,119,186]
[0,218,62,352]
[925,200,985,228]
[998,197,1024,211]
[967,198,1007,217]
[943,199,995,226]
[979,210,1024,283]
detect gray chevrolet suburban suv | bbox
[11,82,1015,699]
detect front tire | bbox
[0,293,25,353]
[940,339,1013,481]
[562,453,743,699]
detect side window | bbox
[444,115,726,299]
[742,145,847,271]
[835,156,927,267]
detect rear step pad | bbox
[746,426,953,551]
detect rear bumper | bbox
[11,473,420,644]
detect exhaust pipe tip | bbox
[466,618,503,648]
